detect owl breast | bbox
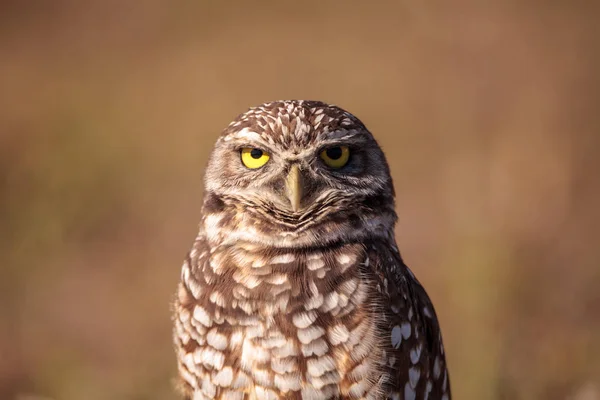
[174,237,389,399]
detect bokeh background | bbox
[1,1,599,399]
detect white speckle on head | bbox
[271,253,296,264]
[293,310,318,329]
[391,325,403,349]
[404,381,416,400]
[409,366,421,388]
[251,258,267,268]
[306,257,325,270]
[265,273,288,285]
[315,268,327,279]
[442,394,449,400]
[336,253,352,265]
[213,366,234,387]
[401,322,412,339]
[193,305,213,327]
[279,118,289,136]
[408,307,414,321]
[410,343,422,364]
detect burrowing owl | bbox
[173,100,451,400]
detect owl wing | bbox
[368,241,451,400]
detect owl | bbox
[173,100,451,400]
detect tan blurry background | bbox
[1,1,599,399]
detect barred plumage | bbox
[173,100,450,399]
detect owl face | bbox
[202,100,396,246]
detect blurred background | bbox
[1,1,599,399]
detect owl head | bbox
[201,100,397,248]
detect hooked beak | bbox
[285,164,303,212]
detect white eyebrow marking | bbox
[320,129,363,141]
[223,127,271,147]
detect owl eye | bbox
[241,148,270,169]
[320,146,350,169]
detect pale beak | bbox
[285,164,303,212]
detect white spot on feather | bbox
[213,366,233,387]
[297,325,326,344]
[423,306,433,318]
[425,380,433,400]
[307,355,336,377]
[410,343,422,364]
[293,310,318,329]
[391,325,402,348]
[301,338,329,357]
[404,381,416,400]
[274,372,302,392]
[271,253,296,264]
[328,324,350,345]
[401,322,412,339]
[433,356,442,379]
[206,328,228,351]
[193,305,212,327]
[409,367,421,388]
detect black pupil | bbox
[326,147,343,160]
[250,149,263,159]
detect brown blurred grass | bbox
[1,1,599,399]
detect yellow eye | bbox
[320,146,350,169]
[241,148,270,169]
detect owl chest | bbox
[178,243,386,398]
[222,283,383,399]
